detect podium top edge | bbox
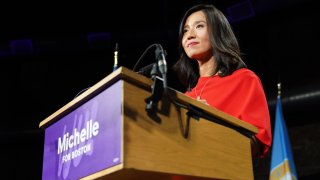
[39,66,258,134]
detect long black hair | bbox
[173,4,247,91]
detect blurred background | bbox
[1,0,319,179]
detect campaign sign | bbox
[42,81,123,180]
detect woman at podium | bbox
[173,3,272,159]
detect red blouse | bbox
[185,68,272,157]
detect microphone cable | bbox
[132,43,159,72]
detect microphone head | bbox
[155,44,167,75]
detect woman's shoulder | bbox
[232,68,260,79]
[228,68,262,85]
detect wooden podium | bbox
[39,67,258,180]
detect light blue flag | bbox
[270,96,298,180]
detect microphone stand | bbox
[144,64,163,123]
[144,44,168,124]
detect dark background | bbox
[1,0,319,179]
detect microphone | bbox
[141,44,170,123]
[155,44,167,75]
[113,43,119,71]
[155,44,168,89]
[132,43,168,89]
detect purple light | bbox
[10,39,33,55]
[87,32,111,44]
[227,0,255,23]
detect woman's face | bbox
[182,11,213,61]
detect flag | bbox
[269,96,298,180]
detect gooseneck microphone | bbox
[133,44,168,123]
[155,44,167,75]
[133,43,159,72]
[155,44,168,90]
[133,43,167,80]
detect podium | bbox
[39,66,258,180]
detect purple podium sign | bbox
[42,81,123,180]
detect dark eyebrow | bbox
[184,20,206,29]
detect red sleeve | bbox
[222,70,272,157]
[185,69,272,157]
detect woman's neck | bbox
[198,58,216,77]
